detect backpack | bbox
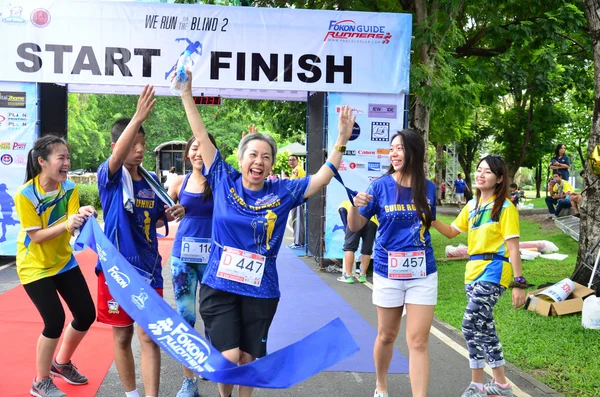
[590,145,600,175]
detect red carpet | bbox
[0,248,113,396]
[0,224,177,396]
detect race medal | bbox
[388,250,426,279]
[217,246,266,287]
[180,237,211,264]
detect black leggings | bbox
[23,266,96,339]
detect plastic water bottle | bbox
[170,50,193,96]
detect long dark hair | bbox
[385,130,432,229]
[475,155,509,221]
[554,143,565,157]
[25,135,68,182]
[184,133,217,202]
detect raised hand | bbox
[242,124,258,139]
[352,192,373,208]
[337,105,356,144]
[134,85,156,122]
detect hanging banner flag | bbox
[324,92,405,259]
[0,81,37,255]
[75,217,359,387]
[0,1,411,97]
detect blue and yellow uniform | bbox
[451,196,519,288]
[15,177,79,284]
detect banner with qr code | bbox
[324,92,405,259]
[75,217,359,387]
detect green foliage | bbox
[77,184,101,209]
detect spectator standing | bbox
[288,154,307,250]
[337,200,378,284]
[164,166,178,190]
[549,144,570,180]
[509,183,520,208]
[453,173,470,211]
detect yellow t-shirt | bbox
[552,180,573,195]
[451,196,519,288]
[291,164,306,179]
[338,200,378,226]
[15,177,80,285]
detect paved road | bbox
[0,217,561,397]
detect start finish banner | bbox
[0,81,38,256]
[324,92,405,259]
[0,1,412,95]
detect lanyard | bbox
[325,161,358,205]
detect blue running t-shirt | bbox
[96,159,165,289]
[201,151,310,298]
[454,179,467,194]
[359,175,437,279]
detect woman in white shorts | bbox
[348,130,438,397]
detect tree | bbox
[571,0,600,290]
[67,94,107,171]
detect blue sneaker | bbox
[176,377,199,397]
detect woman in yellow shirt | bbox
[15,135,96,397]
[432,155,527,397]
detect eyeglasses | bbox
[288,159,296,162]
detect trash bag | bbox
[582,295,600,330]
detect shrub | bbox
[78,184,101,209]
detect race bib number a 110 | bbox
[217,246,265,287]
[388,250,426,279]
[180,237,211,264]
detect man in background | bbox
[453,173,469,211]
[288,155,306,250]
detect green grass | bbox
[432,215,600,397]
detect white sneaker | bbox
[373,389,388,397]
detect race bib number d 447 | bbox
[217,246,266,287]
[388,250,426,279]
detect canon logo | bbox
[357,150,375,155]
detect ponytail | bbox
[24,135,69,183]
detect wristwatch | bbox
[333,145,346,153]
[514,276,527,284]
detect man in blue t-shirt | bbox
[453,173,470,211]
[95,86,182,397]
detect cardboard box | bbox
[525,282,595,316]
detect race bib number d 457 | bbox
[217,246,266,287]
[388,250,426,279]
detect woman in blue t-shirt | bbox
[348,130,437,397]
[167,134,217,397]
[549,143,570,180]
[180,71,355,397]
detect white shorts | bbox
[455,193,465,202]
[372,272,438,308]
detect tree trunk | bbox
[434,143,444,204]
[535,159,542,198]
[572,0,600,291]
[411,0,434,173]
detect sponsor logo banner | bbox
[0,1,412,95]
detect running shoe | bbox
[50,359,88,385]
[484,380,514,397]
[176,377,199,397]
[373,389,388,397]
[461,383,487,397]
[337,274,355,284]
[358,275,367,283]
[30,377,66,397]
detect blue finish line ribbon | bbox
[74,217,359,388]
[326,161,358,204]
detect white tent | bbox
[278,142,306,156]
